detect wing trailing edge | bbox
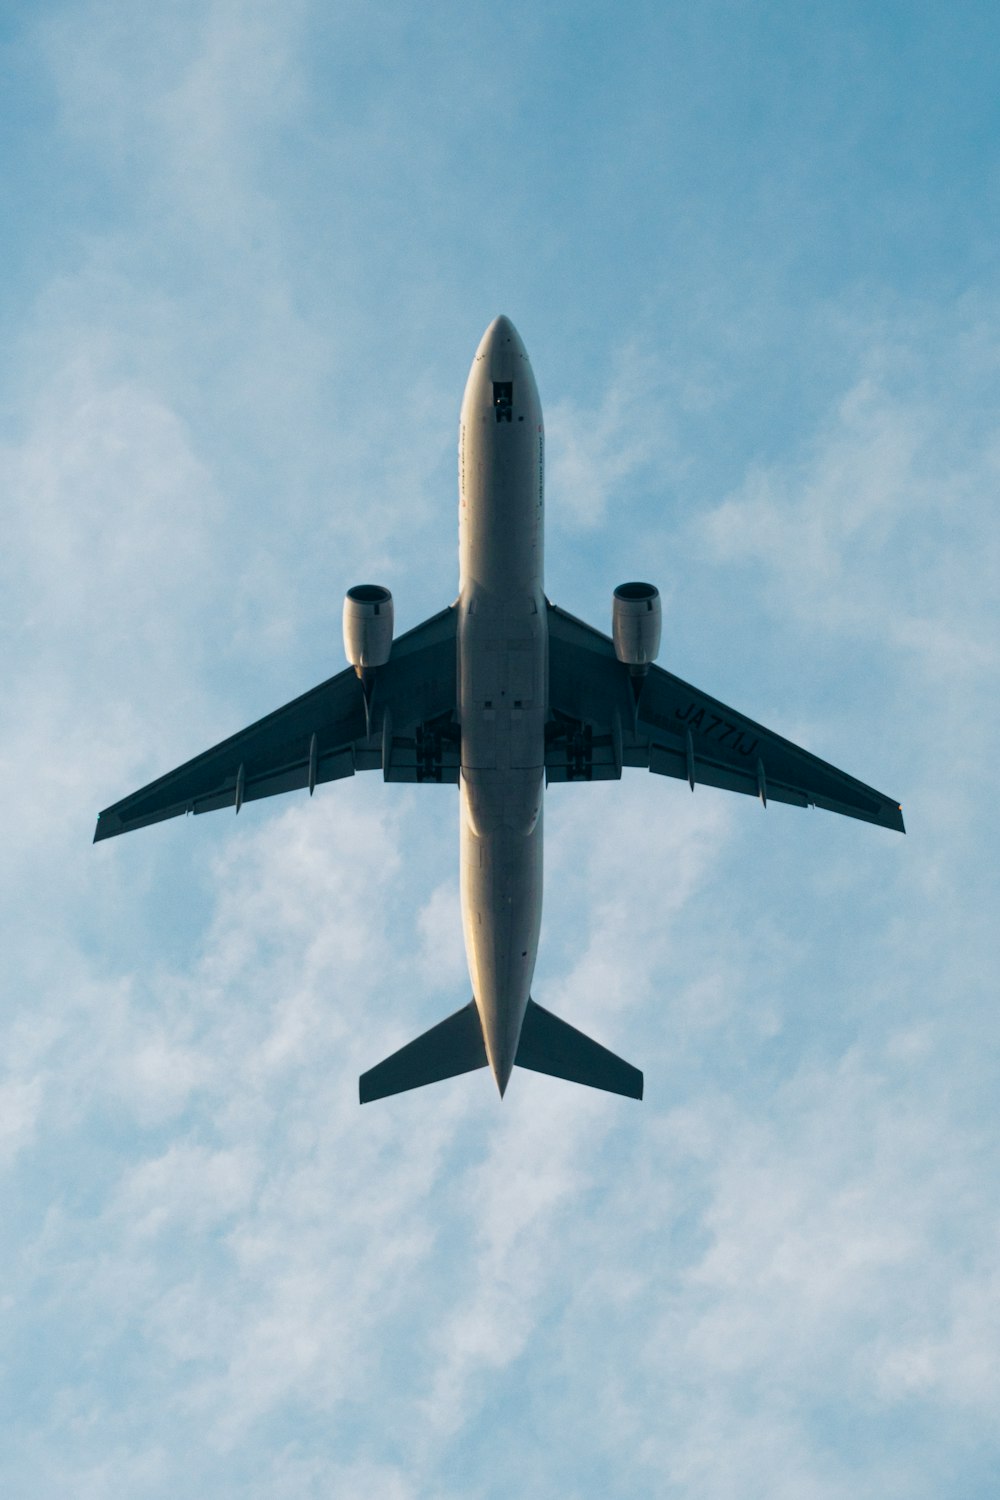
[545,600,905,833]
[94,606,459,842]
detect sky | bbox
[1,2,998,1495]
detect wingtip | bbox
[873,800,905,835]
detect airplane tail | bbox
[359,996,642,1102]
[515,999,643,1099]
[359,1000,487,1103]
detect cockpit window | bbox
[492,382,513,422]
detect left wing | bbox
[94,605,459,842]
[545,602,904,832]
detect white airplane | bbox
[95,316,905,1103]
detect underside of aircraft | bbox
[95,318,904,1103]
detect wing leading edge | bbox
[94,605,459,842]
[545,602,904,833]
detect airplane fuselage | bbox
[458,317,546,1094]
[94,313,904,1106]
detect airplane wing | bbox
[545,602,905,832]
[94,605,459,842]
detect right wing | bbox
[546,602,904,832]
[94,605,459,842]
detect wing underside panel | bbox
[545,601,904,831]
[95,606,459,841]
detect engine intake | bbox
[343,585,394,674]
[612,582,661,669]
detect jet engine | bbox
[343,585,394,674]
[612,582,661,669]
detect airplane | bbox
[94,316,905,1104]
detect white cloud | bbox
[697,309,1000,694]
[0,1076,44,1168]
[416,879,467,992]
[1,349,222,667]
[874,1255,1000,1411]
[546,339,688,531]
[39,0,306,225]
[112,1141,259,1241]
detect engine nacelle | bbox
[343,585,394,673]
[612,582,661,668]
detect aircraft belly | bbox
[457,315,547,1091]
[459,402,543,596]
[460,804,543,1083]
[460,614,546,771]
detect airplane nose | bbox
[475,314,529,374]
[487,314,518,346]
[462,314,539,424]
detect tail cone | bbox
[492,1051,513,1098]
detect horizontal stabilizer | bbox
[515,999,643,1100]
[359,999,487,1103]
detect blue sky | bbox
[2,3,998,1496]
